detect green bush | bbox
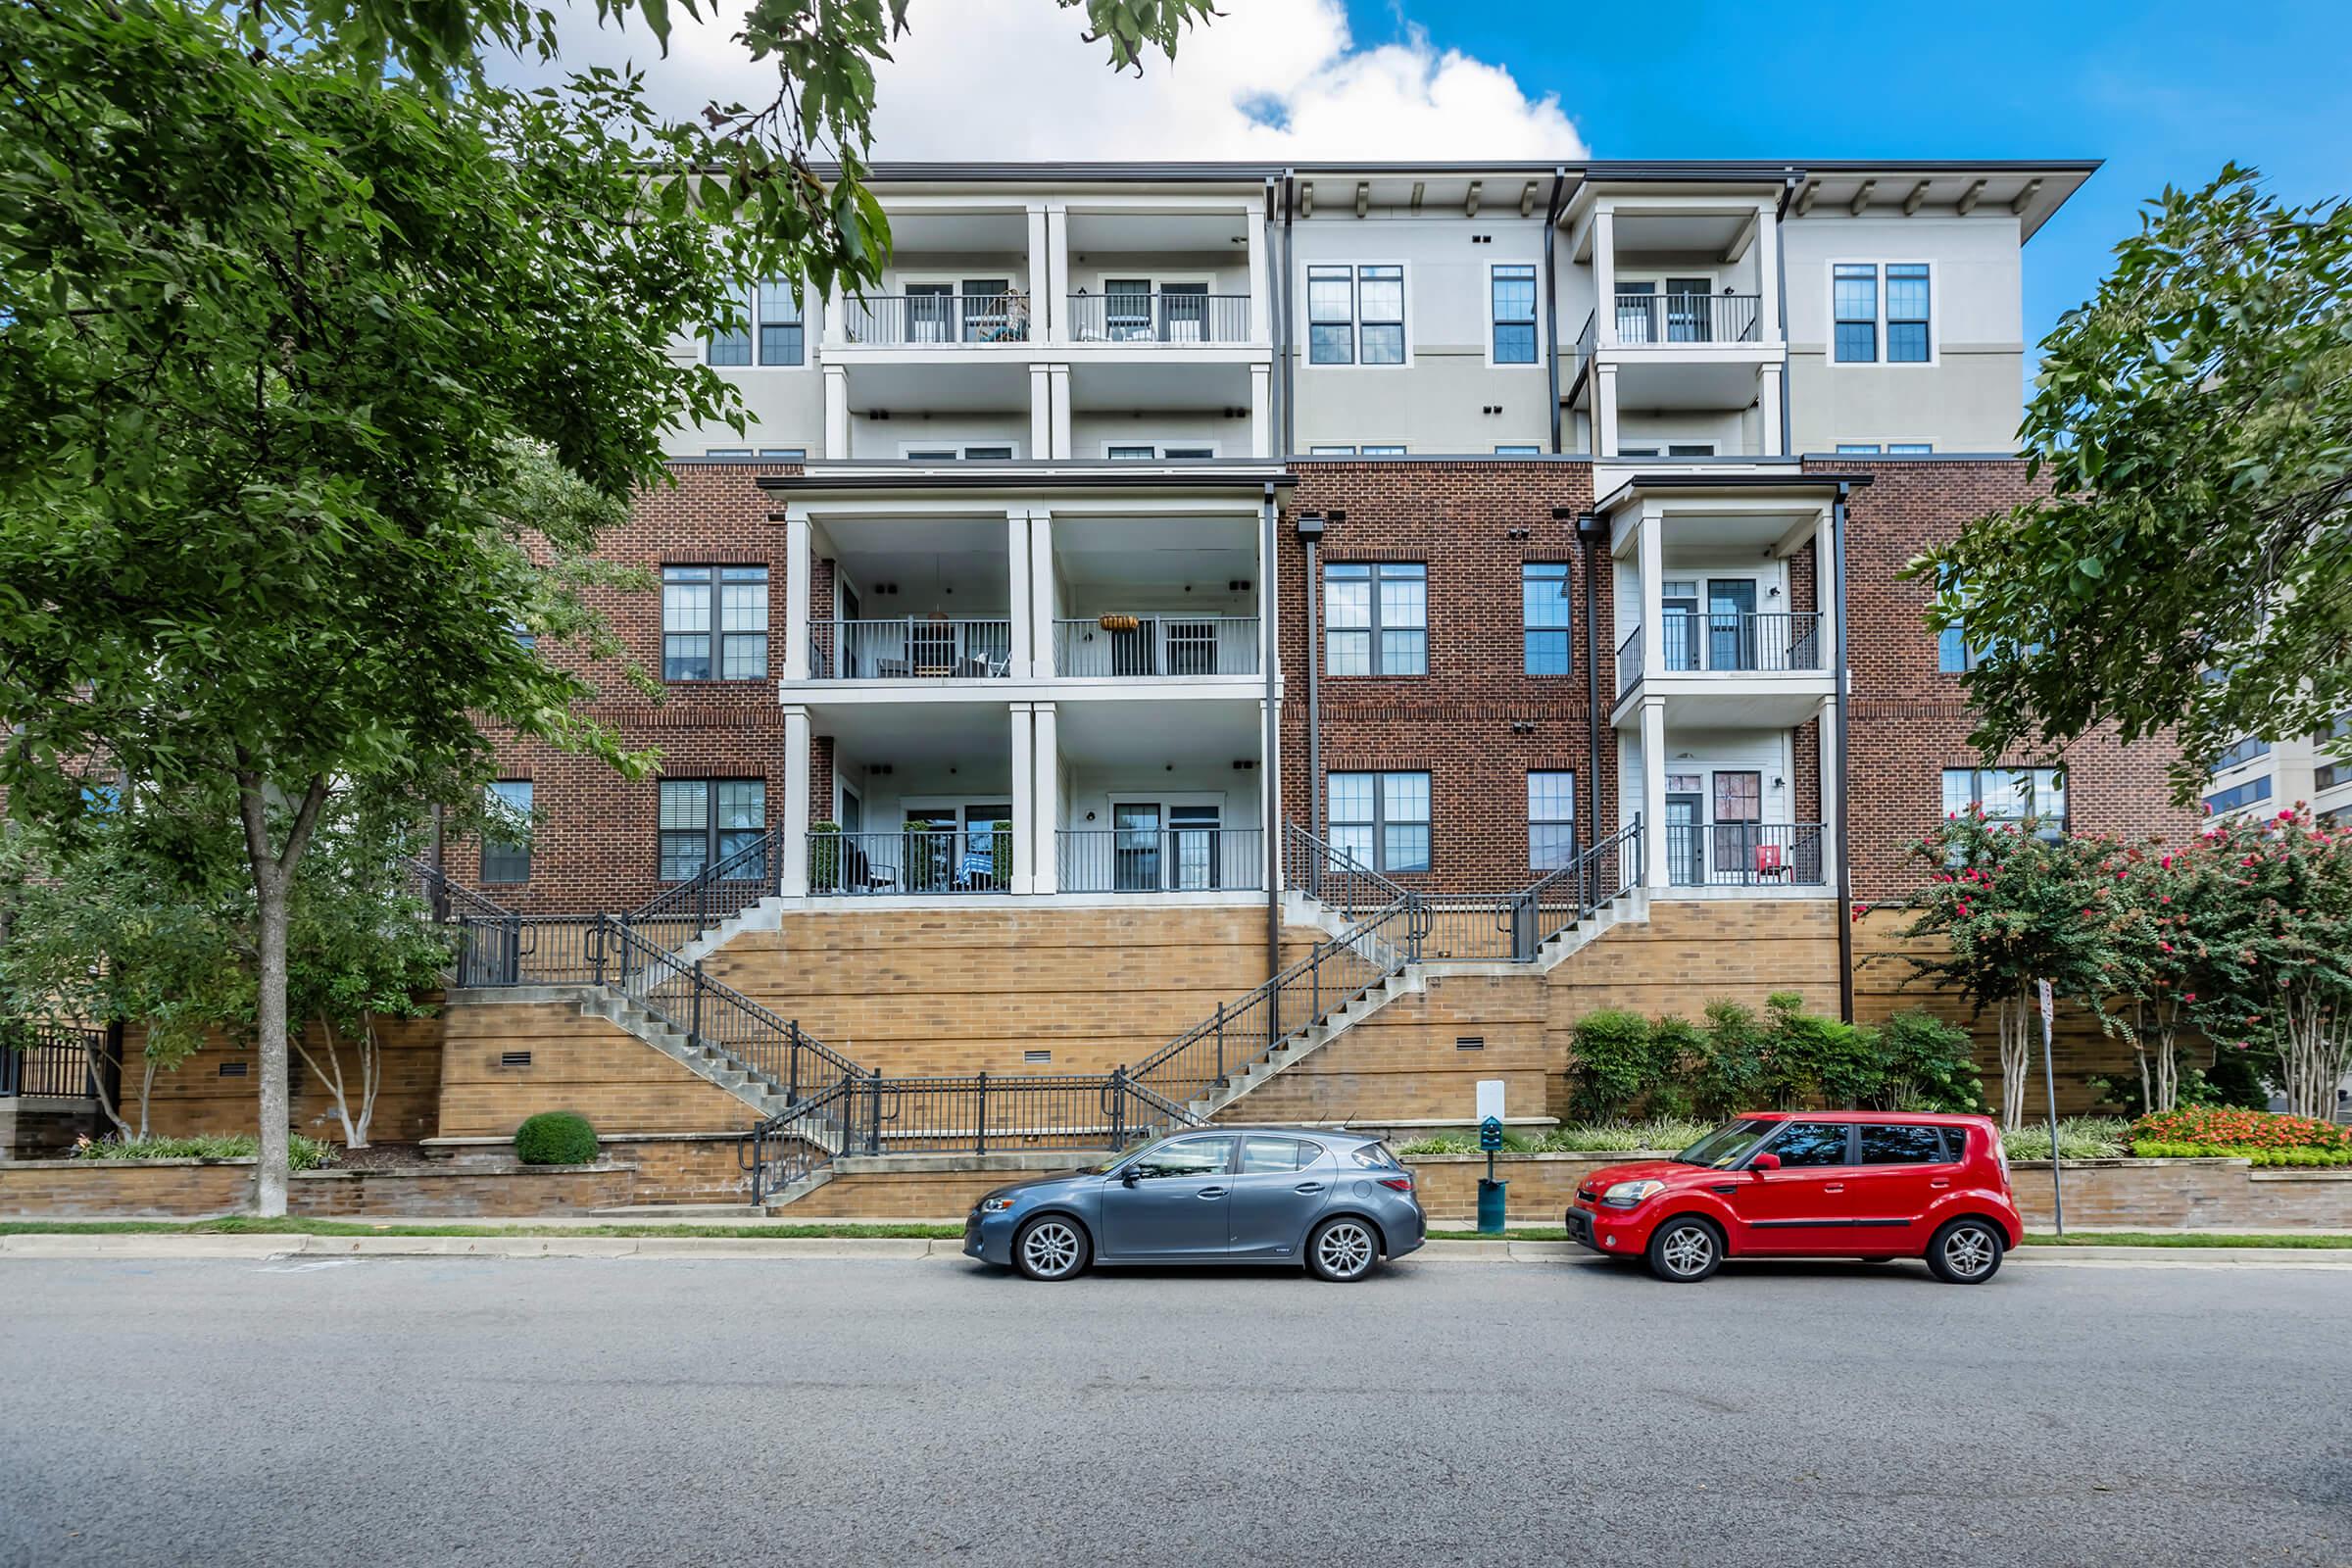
[1870,1009,1984,1113]
[1538,1118,1713,1153]
[808,821,842,893]
[2001,1117,2131,1161]
[1564,1009,1659,1122]
[2132,1140,2352,1167]
[1691,1001,1767,1118]
[71,1133,339,1171]
[513,1111,599,1166]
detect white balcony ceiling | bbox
[819,700,1013,769]
[1056,696,1263,765]
[1609,356,1771,412]
[1054,514,1255,590]
[878,210,1030,254]
[1068,359,1256,413]
[844,359,1031,414]
[1066,211,1247,253]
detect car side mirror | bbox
[1120,1168,1141,1188]
[1749,1152,1782,1174]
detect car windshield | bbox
[1674,1118,1778,1169]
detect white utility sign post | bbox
[1475,1080,1507,1233]
[2037,978,2064,1235]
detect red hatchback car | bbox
[1565,1111,2023,1284]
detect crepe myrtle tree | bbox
[1911,168,2352,800]
[1897,811,2138,1130]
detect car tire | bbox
[1306,1216,1381,1282]
[1925,1216,2005,1284]
[1645,1216,1724,1283]
[1012,1215,1090,1281]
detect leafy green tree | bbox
[1913,168,2352,795]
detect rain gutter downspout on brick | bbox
[1263,481,1284,985]
[1833,480,1855,1023]
[1577,513,1605,858]
[1543,170,1569,454]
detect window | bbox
[2315,714,2351,792]
[1857,1124,1946,1165]
[1522,563,1573,675]
[657,779,765,881]
[757,280,805,366]
[706,448,754,458]
[1309,446,1357,456]
[1886,265,1932,362]
[1329,770,1431,873]
[481,781,532,883]
[1614,442,1716,459]
[1358,444,1407,456]
[708,317,752,367]
[2214,737,2271,771]
[1241,1136,1320,1174]
[1837,443,1882,455]
[1886,442,1934,455]
[662,565,768,680]
[1936,624,1984,674]
[1324,563,1426,676]
[1943,767,2067,836]
[1765,1122,1852,1168]
[903,444,1016,461]
[759,448,807,460]
[1107,444,1155,460]
[1833,264,1878,363]
[1491,264,1538,364]
[2204,775,2274,814]
[1307,264,1404,365]
[1494,445,1542,456]
[1528,771,1576,871]
[1105,443,1215,460]
[1128,1135,1236,1180]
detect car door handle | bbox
[1931,1179,1951,1190]
[1295,1182,1326,1194]
[1708,1184,1738,1195]
[1823,1183,1844,1194]
[1198,1187,1228,1199]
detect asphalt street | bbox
[1,1252,2344,1568]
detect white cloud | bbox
[496,0,1586,161]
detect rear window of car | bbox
[1857,1124,1946,1165]
[1242,1136,1321,1173]
[1348,1141,1402,1170]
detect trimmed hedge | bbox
[2134,1141,2352,1167]
[513,1111,599,1166]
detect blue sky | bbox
[1351,0,2351,358]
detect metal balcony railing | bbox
[809,827,1012,896]
[1051,615,1258,677]
[1056,827,1263,894]
[841,291,1034,346]
[1616,624,1642,699]
[1613,291,1762,345]
[0,1025,102,1099]
[1065,292,1250,345]
[819,618,1014,679]
[1657,611,1823,673]
[1664,822,1827,888]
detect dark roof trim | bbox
[1594,470,1875,514]
[802,157,2101,183]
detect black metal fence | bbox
[1665,821,1825,887]
[1,1026,102,1099]
[811,827,1013,896]
[1051,615,1259,677]
[1057,827,1263,894]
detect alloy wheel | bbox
[1020,1220,1082,1279]
[1661,1225,1714,1277]
[1314,1220,1376,1280]
[1941,1225,1995,1279]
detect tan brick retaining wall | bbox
[437,994,760,1138]
[0,1159,634,1218]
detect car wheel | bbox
[1645,1216,1724,1283]
[1013,1215,1090,1281]
[1925,1217,2005,1284]
[1306,1216,1380,1282]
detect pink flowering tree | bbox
[1899,810,2135,1129]
[2102,837,2208,1112]
[2175,808,2352,1119]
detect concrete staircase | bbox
[578,988,813,1124]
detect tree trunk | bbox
[86,1037,133,1142]
[1997,989,2032,1131]
[252,874,292,1216]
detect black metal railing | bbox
[1051,615,1258,677]
[632,824,781,933]
[1282,821,1413,924]
[1066,292,1250,345]
[1,1025,102,1099]
[1664,821,1826,888]
[1617,624,1642,698]
[810,827,1013,896]
[1657,610,1823,673]
[843,291,1034,345]
[1056,827,1263,895]
[821,617,1015,680]
[1614,290,1762,345]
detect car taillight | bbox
[1377,1176,1413,1193]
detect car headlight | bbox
[978,1196,1018,1214]
[1600,1179,1666,1209]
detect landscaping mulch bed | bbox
[324,1142,429,1173]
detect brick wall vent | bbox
[1022,1050,1052,1065]
[218,1061,248,1078]
[499,1051,533,1069]
[1455,1036,1486,1052]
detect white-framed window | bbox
[1358,444,1407,456]
[2203,774,2273,815]
[707,319,752,367]
[759,447,807,460]
[1491,264,1539,365]
[1615,442,1716,458]
[1103,442,1218,460]
[1528,771,1576,870]
[1494,444,1543,456]
[757,280,806,366]
[1308,446,1357,456]
[705,448,754,458]
[1329,770,1431,873]
[1887,442,1933,454]
[1833,262,1934,364]
[1306,264,1406,366]
[900,443,1019,461]
[1324,562,1427,676]
[482,780,532,883]
[1943,766,2066,837]
[1836,443,1881,454]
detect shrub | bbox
[1870,1010,1984,1113]
[808,821,842,893]
[2132,1140,2352,1166]
[70,1133,338,1171]
[513,1111,599,1165]
[1642,1018,1702,1119]
[1565,1009,1658,1121]
[1691,1001,1767,1119]
[1538,1118,1713,1153]
[2000,1117,2131,1161]
[1757,992,1876,1108]
[2131,1106,2352,1154]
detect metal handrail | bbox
[1056,827,1263,895]
[1282,821,1413,922]
[1065,292,1250,344]
[1616,624,1642,699]
[819,617,1015,680]
[1613,290,1762,345]
[629,823,781,928]
[1050,614,1258,678]
[1656,610,1824,673]
[842,291,1035,346]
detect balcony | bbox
[811,826,1011,896]
[1658,611,1821,673]
[1613,291,1762,346]
[1055,826,1264,894]
[1066,292,1250,346]
[813,618,1014,681]
[1051,614,1258,678]
[840,291,1035,347]
[1664,822,1827,889]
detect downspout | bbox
[1543,171,1568,454]
[1579,513,1605,855]
[1263,177,1283,457]
[1279,173,1298,460]
[1302,519,1323,839]
[1833,481,1855,1023]
[1775,174,1797,458]
[1262,481,1283,984]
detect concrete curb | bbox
[5,1233,2350,1265]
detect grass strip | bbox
[0,1217,965,1240]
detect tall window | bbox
[2213,737,2271,771]
[1324,563,1427,676]
[1528,771,1576,870]
[1833,265,1878,363]
[1886,265,1932,362]
[1491,265,1538,364]
[481,781,532,882]
[1329,771,1430,873]
[757,281,805,366]
[658,779,766,881]
[662,565,769,680]
[1306,264,1405,365]
[1522,563,1573,676]
[1943,767,2067,837]
[2203,775,2274,815]
[708,317,753,367]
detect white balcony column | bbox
[1259,696,1278,888]
[1047,363,1073,460]
[781,704,812,897]
[1045,202,1072,344]
[1028,364,1053,461]
[1757,368,1785,458]
[1636,502,1664,683]
[1249,363,1272,459]
[1005,508,1036,678]
[1640,696,1668,891]
[1815,696,1840,889]
[1594,361,1621,459]
[1008,702,1037,895]
[783,510,812,681]
[822,365,850,459]
[1026,203,1051,342]
[1592,209,1619,347]
[1811,503,1837,660]
[1753,200,1783,345]
[1028,510,1056,675]
[822,288,849,349]
[1245,202,1270,343]
[1031,701,1060,895]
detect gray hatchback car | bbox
[962,1126,1426,1282]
